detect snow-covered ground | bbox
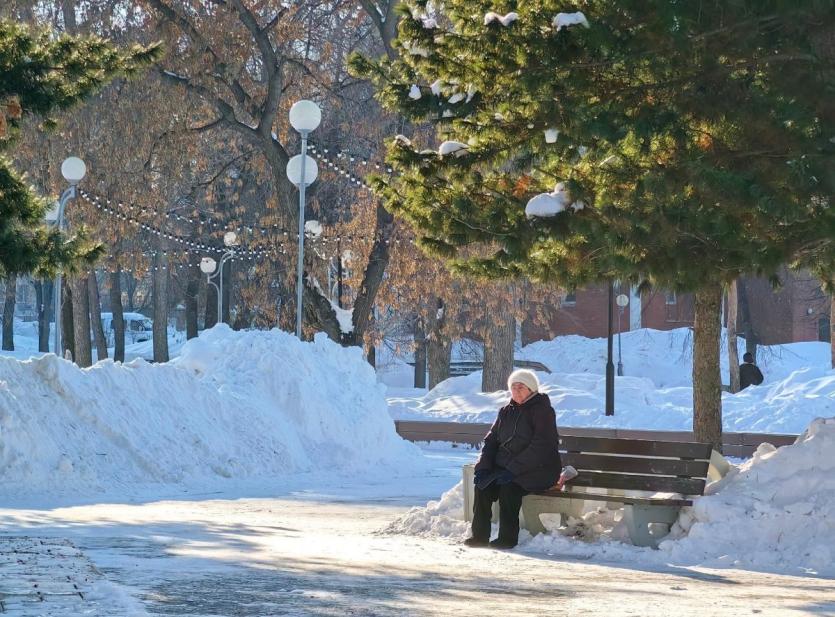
[1,325,833,613]
[384,328,835,434]
[1,454,832,616]
[0,318,188,362]
[0,326,426,499]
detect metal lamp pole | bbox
[201,235,237,327]
[50,157,86,356]
[295,131,309,338]
[616,293,629,376]
[605,280,615,415]
[287,100,321,339]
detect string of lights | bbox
[79,189,414,251]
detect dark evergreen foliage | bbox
[352,1,835,291]
[0,20,161,277]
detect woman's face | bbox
[510,382,533,404]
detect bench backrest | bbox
[560,435,713,496]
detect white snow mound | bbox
[661,417,835,576]
[0,326,423,496]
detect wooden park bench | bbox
[464,435,716,548]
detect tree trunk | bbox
[152,251,170,362]
[831,287,835,369]
[413,316,427,388]
[426,298,451,389]
[88,271,108,361]
[35,279,53,353]
[109,269,125,362]
[70,275,92,367]
[693,284,723,451]
[482,297,516,393]
[184,263,200,339]
[2,276,16,351]
[61,284,75,360]
[343,204,394,345]
[727,279,740,393]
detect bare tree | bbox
[109,269,126,362]
[88,271,108,360]
[71,276,93,367]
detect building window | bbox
[562,291,576,307]
[665,291,677,305]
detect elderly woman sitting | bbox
[464,369,561,549]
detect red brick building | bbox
[522,268,831,346]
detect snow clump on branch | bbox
[438,141,469,157]
[553,11,590,31]
[525,182,579,218]
[484,12,518,27]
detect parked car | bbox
[99,312,153,346]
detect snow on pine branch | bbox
[525,182,584,217]
[438,141,469,157]
[484,12,518,27]
[553,11,590,31]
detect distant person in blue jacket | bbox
[464,369,561,549]
[739,352,764,390]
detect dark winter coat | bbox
[739,362,764,390]
[474,392,561,492]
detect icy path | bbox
[1,451,832,616]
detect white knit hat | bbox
[507,368,539,393]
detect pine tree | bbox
[353,1,835,448]
[0,19,161,278]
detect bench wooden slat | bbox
[537,490,694,507]
[560,436,712,460]
[568,471,706,495]
[561,453,710,478]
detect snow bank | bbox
[386,418,835,576]
[387,328,834,435]
[382,480,468,538]
[0,326,424,497]
[660,417,835,575]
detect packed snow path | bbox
[1,492,832,615]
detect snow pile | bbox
[386,328,835,435]
[387,418,835,576]
[382,480,469,537]
[0,326,423,497]
[659,418,835,575]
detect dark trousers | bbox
[471,481,529,544]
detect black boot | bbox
[464,536,489,548]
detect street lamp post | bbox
[616,293,629,376]
[200,231,238,325]
[45,157,86,356]
[286,100,321,339]
[605,280,615,415]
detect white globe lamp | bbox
[286,155,318,186]
[61,157,87,184]
[289,100,321,133]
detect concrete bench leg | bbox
[622,504,680,548]
[520,495,557,535]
